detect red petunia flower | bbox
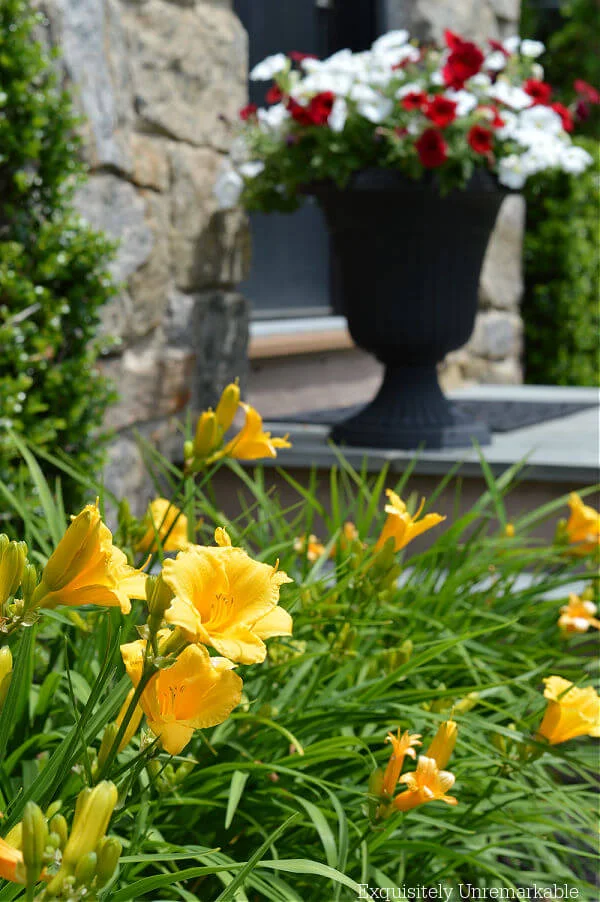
[266,84,283,105]
[289,51,318,64]
[287,97,315,126]
[444,30,462,51]
[401,90,427,111]
[574,79,600,104]
[415,128,448,168]
[524,79,552,105]
[309,91,335,125]
[442,31,484,89]
[551,102,574,132]
[424,95,457,128]
[239,103,258,121]
[287,91,335,127]
[468,124,493,155]
[575,99,590,122]
[478,104,505,128]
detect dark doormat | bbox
[273,399,599,434]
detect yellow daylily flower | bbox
[222,403,291,461]
[565,493,600,556]
[293,534,326,562]
[537,676,600,745]
[558,593,600,634]
[32,502,147,615]
[375,490,445,553]
[426,719,458,770]
[393,755,458,812]
[120,638,243,755]
[0,836,25,884]
[381,730,422,799]
[135,499,190,554]
[162,528,293,664]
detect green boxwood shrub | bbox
[0,0,117,526]
[522,138,599,386]
[521,0,600,386]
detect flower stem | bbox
[95,662,156,782]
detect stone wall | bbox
[382,0,521,43]
[38,0,250,512]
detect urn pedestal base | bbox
[330,364,491,450]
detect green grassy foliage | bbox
[0,440,598,900]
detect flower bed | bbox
[216,30,597,212]
[0,386,599,899]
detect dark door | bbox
[234,0,377,318]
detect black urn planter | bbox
[314,169,506,450]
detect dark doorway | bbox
[234,0,377,318]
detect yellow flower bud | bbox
[48,814,69,851]
[39,508,99,592]
[0,539,27,605]
[45,801,62,821]
[21,801,47,888]
[504,523,515,538]
[0,646,13,711]
[215,380,241,433]
[20,563,38,607]
[74,851,97,887]
[97,722,119,773]
[454,692,479,714]
[62,782,118,872]
[95,836,122,887]
[145,574,174,622]
[193,410,219,458]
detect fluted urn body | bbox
[315,169,506,449]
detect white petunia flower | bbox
[372,30,409,54]
[520,39,545,58]
[485,51,507,72]
[444,89,477,116]
[396,81,424,99]
[498,153,528,189]
[490,80,533,110]
[358,97,394,123]
[329,97,348,133]
[503,35,521,55]
[350,84,393,122]
[519,137,564,173]
[559,145,593,175]
[430,71,444,86]
[516,105,564,139]
[250,53,288,81]
[295,71,353,97]
[469,73,492,90]
[239,161,265,179]
[257,102,290,134]
[531,63,544,80]
[214,166,243,209]
[495,111,518,140]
